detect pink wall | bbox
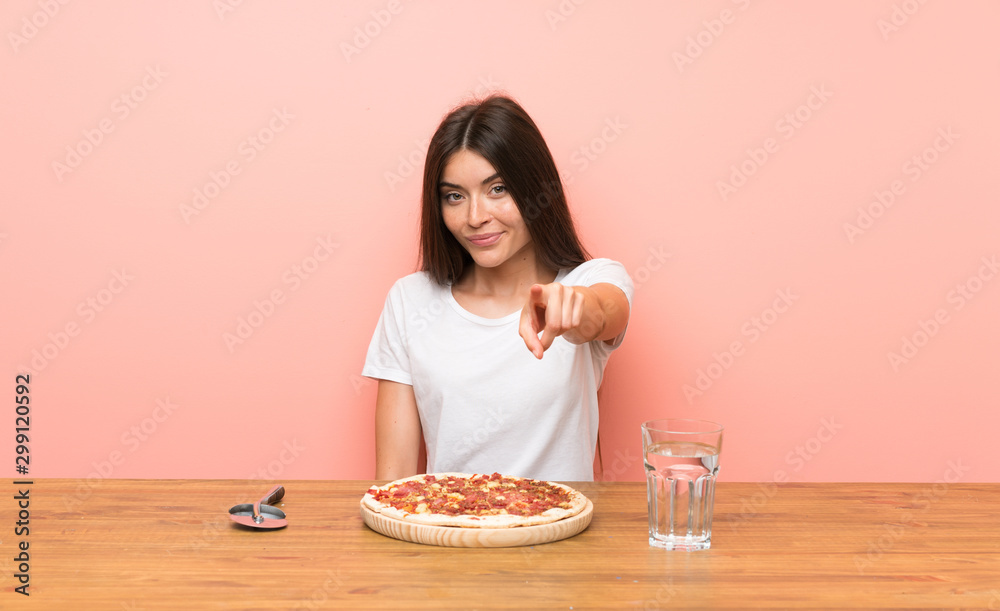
[3,1,998,485]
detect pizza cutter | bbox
[228,484,288,529]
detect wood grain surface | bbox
[2,479,998,609]
[360,498,594,547]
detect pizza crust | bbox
[362,473,588,529]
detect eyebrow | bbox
[439,173,502,190]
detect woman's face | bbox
[439,149,533,272]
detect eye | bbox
[442,192,463,203]
[490,184,506,195]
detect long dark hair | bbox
[419,95,589,285]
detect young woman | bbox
[363,95,633,482]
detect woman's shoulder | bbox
[385,270,448,303]
[560,258,630,283]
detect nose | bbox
[467,195,491,227]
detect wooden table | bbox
[3,479,998,609]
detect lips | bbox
[467,232,502,247]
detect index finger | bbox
[519,305,544,359]
[529,284,547,332]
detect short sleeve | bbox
[569,258,635,354]
[362,280,413,385]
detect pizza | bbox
[362,472,588,528]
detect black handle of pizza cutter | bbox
[253,485,285,524]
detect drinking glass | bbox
[642,419,723,550]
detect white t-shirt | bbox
[363,258,634,481]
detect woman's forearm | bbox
[374,380,422,480]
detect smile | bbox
[467,232,503,247]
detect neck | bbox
[460,245,557,297]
